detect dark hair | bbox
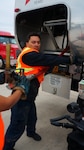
[26,32,41,42]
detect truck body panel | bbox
[14,0,84,99]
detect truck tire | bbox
[0,56,5,69]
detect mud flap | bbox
[67,130,84,150]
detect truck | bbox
[0,31,21,68]
[14,0,84,99]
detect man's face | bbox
[26,36,41,51]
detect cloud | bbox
[0,0,15,34]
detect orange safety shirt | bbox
[0,113,4,150]
[16,47,48,83]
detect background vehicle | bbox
[0,31,21,68]
[14,0,84,99]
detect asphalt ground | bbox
[1,83,78,150]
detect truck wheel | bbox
[0,56,5,69]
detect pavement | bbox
[1,83,78,150]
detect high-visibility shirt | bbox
[0,114,4,150]
[16,47,48,83]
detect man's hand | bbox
[8,71,30,99]
[0,71,30,100]
[6,71,30,100]
[12,74,30,100]
[69,48,82,65]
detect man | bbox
[0,71,30,150]
[3,32,77,150]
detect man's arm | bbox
[22,51,70,66]
[0,90,22,112]
[0,72,30,112]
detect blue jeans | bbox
[3,78,40,150]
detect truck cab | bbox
[0,31,20,68]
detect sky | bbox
[0,0,83,35]
[0,0,15,34]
